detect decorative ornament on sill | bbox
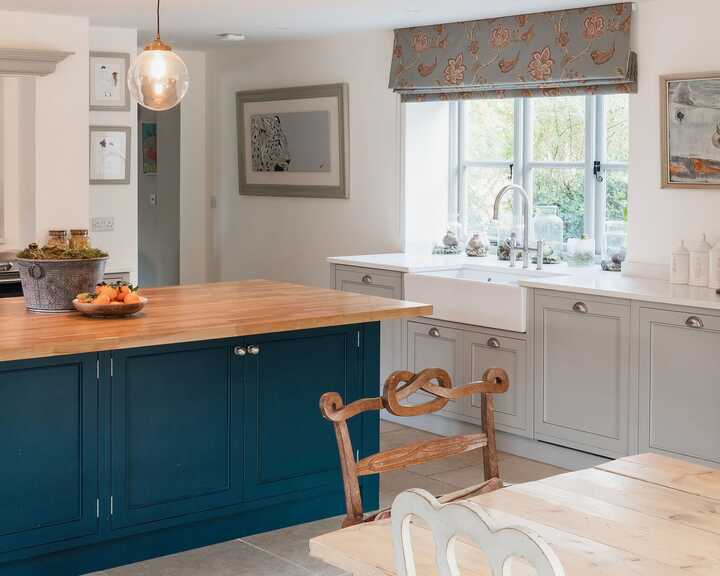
[465,232,489,258]
[128,0,189,111]
[432,230,461,255]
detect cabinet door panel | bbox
[407,321,464,415]
[335,266,403,389]
[0,355,98,554]
[243,326,360,501]
[111,342,242,530]
[640,308,720,464]
[534,294,630,457]
[465,333,528,435]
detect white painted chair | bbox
[391,489,565,576]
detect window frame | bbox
[451,94,628,255]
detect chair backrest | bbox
[391,488,565,576]
[319,367,509,527]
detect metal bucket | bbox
[15,257,108,312]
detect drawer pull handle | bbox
[686,316,704,329]
[234,346,247,356]
[428,327,441,338]
[572,302,588,314]
[248,345,261,355]
[361,275,373,284]
[487,337,501,349]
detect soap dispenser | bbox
[710,239,720,290]
[689,234,712,287]
[670,240,690,285]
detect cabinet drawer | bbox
[639,307,720,465]
[334,266,402,300]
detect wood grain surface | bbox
[0,280,433,362]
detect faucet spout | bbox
[493,184,530,269]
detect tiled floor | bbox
[92,422,566,576]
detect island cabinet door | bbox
[110,341,242,530]
[0,354,98,555]
[242,325,362,501]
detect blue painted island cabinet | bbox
[0,323,380,575]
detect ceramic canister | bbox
[689,234,712,287]
[670,240,690,285]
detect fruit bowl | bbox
[73,296,148,318]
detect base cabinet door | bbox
[335,266,403,388]
[0,355,98,554]
[242,326,362,501]
[465,332,529,436]
[534,293,631,458]
[639,307,720,465]
[407,321,465,416]
[110,341,243,530]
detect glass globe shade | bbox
[128,46,189,111]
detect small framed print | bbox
[141,121,158,175]
[90,126,131,185]
[90,52,130,111]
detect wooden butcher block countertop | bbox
[0,280,433,362]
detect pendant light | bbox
[127,0,189,111]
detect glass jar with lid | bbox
[69,229,90,250]
[533,206,564,255]
[47,230,69,249]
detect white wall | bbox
[208,31,402,287]
[626,0,720,276]
[89,27,138,282]
[0,11,89,251]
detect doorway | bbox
[138,105,180,287]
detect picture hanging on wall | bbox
[142,121,158,175]
[89,126,131,185]
[89,52,131,111]
[661,72,720,189]
[236,84,349,198]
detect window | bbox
[451,94,629,255]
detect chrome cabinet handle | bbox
[361,275,373,284]
[487,337,501,349]
[248,345,261,355]
[428,327,441,338]
[234,346,247,357]
[572,302,588,314]
[686,316,704,329]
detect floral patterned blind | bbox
[389,3,637,102]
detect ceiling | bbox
[2,0,652,49]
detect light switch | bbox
[91,217,114,232]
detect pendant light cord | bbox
[156,0,161,39]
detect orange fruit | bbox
[94,293,111,305]
[95,284,105,295]
[109,301,122,306]
[124,292,141,304]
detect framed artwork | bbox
[142,121,158,175]
[89,126,131,185]
[236,83,349,198]
[661,72,720,189]
[89,52,130,111]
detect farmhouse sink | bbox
[404,265,569,332]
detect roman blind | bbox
[389,3,637,102]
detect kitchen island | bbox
[0,280,431,575]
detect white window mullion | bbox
[594,95,607,255]
[448,101,461,226]
[584,95,597,248]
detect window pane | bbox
[464,100,514,162]
[532,168,584,241]
[605,95,629,163]
[532,96,585,162]
[464,166,512,232]
[604,170,628,253]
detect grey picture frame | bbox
[89,51,131,111]
[89,125,131,185]
[236,83,349,199]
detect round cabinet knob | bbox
[572,302,588,314]
[361,275,373,284]
[248,345,261,355]
[428,327,441,338]
[685,316,704,329]
[487,337,501,349]
[234,346,247,356]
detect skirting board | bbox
[380,414,609,472]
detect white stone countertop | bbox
[328,253,720,312]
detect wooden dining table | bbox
[309,453,720,575]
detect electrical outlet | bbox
[91,217,114,232]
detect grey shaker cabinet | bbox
[464,331,529,436]
[534,292,631,458]
[334,265,404,389]
[639,306,720,465]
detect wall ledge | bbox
[0,48,73,77]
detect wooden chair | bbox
[391,488,564,576]
[319,367,509,528]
